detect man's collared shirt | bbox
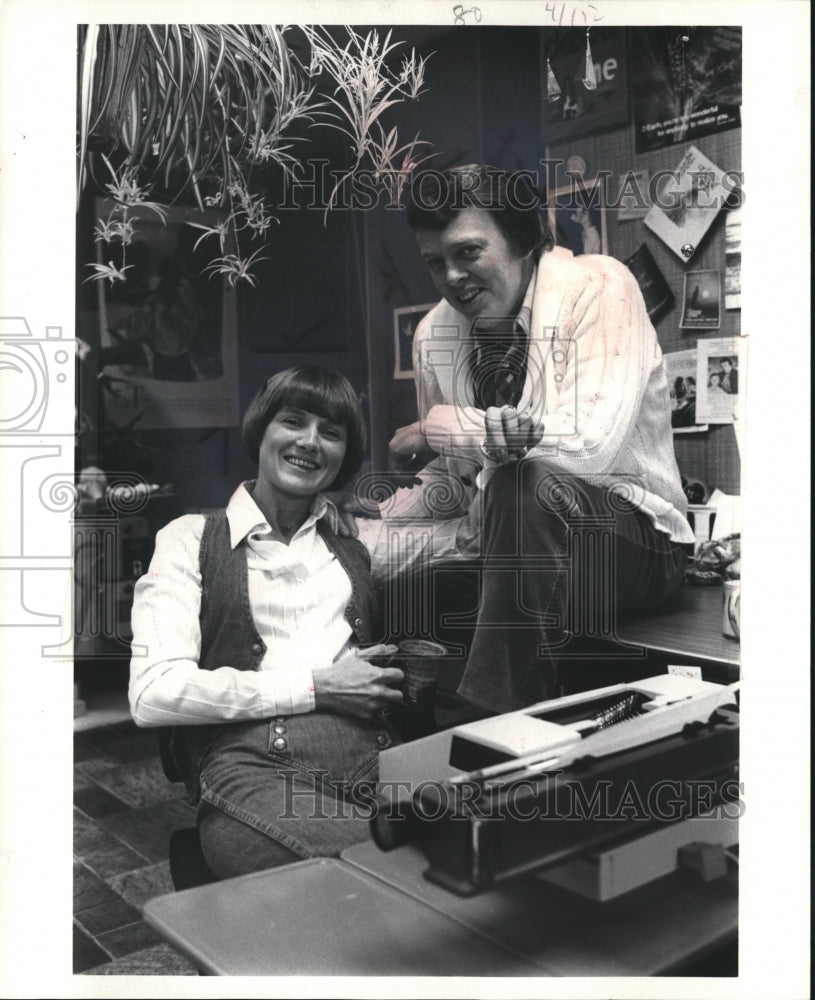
[467,291,532,409]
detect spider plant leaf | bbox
[86,24,116,137]
[188,25,210,141]
[207,25,227,81]
[77,24,100,204]
[134,62,160,167]
[98,25,142,147]
[171,27,208,196]
[143,24,185,178]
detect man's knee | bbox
[484,461,580,512]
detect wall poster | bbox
[630,26,742,153]
[540,26,629,142]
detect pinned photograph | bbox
[644,145,727,262]
[680,269,721,329]
[696,337,742,424]
[665,348,707,433]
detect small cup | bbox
[392,638,449,707]
[722,580,740,639]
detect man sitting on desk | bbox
[357,165,694,713]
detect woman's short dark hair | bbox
[242,366,366,490]
[406,164,554,257]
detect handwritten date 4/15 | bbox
[544,2,605,27]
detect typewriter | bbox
[372,673,740,899]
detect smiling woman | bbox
[242,367,365,529]
[128,366,404,879]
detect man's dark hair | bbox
[406,164,554,257]
[242,366,366,490]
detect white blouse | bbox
[129,484,353,727]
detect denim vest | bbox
[165,511,382,802]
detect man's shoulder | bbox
[542,251,643,310]
[541,248,633,285]
[414,298,461,342]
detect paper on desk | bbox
[706,489,742,538]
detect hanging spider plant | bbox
[78,24,432,285]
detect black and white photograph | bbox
[680,269,722,330]
[665,348,708,433]
[696,337,743,425]
[392,303,434,380]
[548,177,608,256]
[0,4,810,998]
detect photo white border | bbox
[0,3,810,998]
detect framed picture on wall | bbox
[548,179,608,257]
[94,199,240,430]
[393,303,434,380]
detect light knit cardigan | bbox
[404,246,694,546]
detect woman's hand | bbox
[389,421,426,458]
[311,644,404,719]
[482,405,543,463]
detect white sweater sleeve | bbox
[413,311,487,456]
[473,258,656,486]
[530,257,652,473]
[128,516,315,727]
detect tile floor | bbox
[73,719,198,975]
[72,691,486,975]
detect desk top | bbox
[143,857,542,976]
[616,583,740,670]
[343,841,738,977]
[144,845,737,977]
